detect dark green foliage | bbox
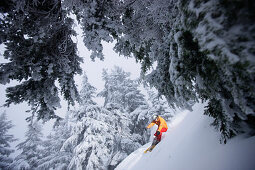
[0,0,82,121]
[205,99,235,144]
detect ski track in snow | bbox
[115,102,255,170]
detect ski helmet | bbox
[153,115,159,120]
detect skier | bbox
[144,115,168,153]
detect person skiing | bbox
[144,115,168,153]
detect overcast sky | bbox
[0,21,142,157]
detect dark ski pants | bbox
[154,128,167,142]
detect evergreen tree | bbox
[0,0,82,121]
[63,101,115,170]
[106,106,142,169]
[38,115,72,170]
[99,67,149,168]
[9,121,43,170]
[0,112,16,169]
[79,72,97,106]
[98,66,146,113]
[62,72,115,169]
[62,71,144,169]
[147,89,174,121]
[129,104,151,145]
[204,99,235,144]
[63,0,122,61]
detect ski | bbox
[144,145,156,153]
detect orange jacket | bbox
[147,116,168,132]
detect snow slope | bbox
[115,103,255,170]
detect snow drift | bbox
[116,103,255,170]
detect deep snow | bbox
[115,103,255,170]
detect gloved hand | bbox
[156,131,160,136]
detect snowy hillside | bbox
[116,103,255,170]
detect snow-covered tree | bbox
[9,121,43,170]
[147,89,174,121]
[107,106,142,169]
[79,72,97,106]
[99,66,151,143]
[0,0,82,121]
[64,103,115,170]
[0,112,16,169]
[185,0,255,142]
[61,72,115,169]
[99,66,146,113]
[63,0,122,61]
[63,71,143,169]
[38,115,72,170]
[99,67,149,167]
[129,104,151,145]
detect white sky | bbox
[0,22,142,157]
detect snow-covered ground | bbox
[116,103,255,170]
